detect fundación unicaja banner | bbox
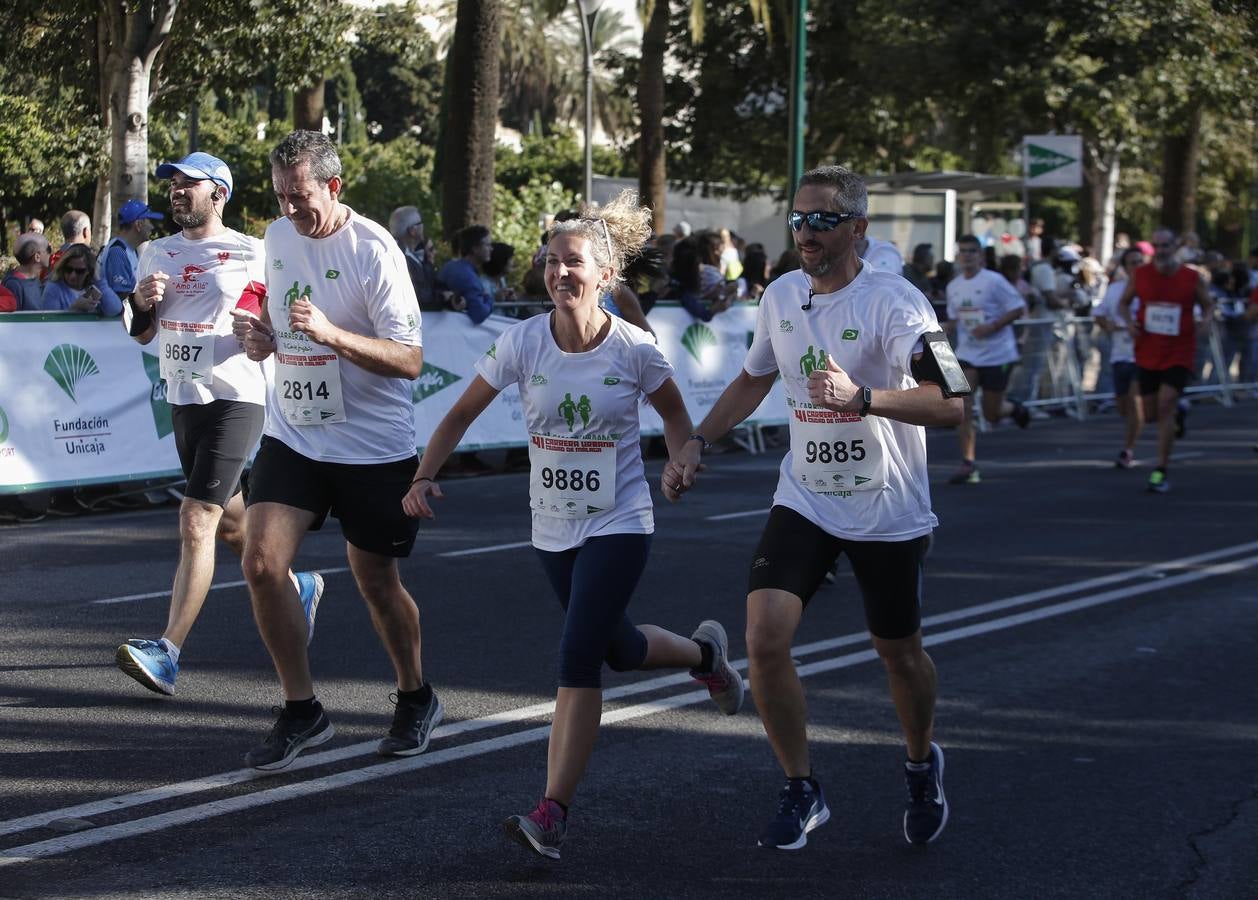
[0,314,183,493]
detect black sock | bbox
[544,797,569,818]
[285,697,319,719]
[693,639,715,674]
[787,773,815,792]
[398,683,432,706]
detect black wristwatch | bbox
[687,433,711,451]
[858,386,872,417]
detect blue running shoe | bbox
[115,639,178,696]
[904,742,949,845]
[758,778,830,849]
[295,572,324,646]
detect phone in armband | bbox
[915,332,972,398]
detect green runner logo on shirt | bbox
[558,393,593,430]
[842,329,859,341]
[799,345,829,376]
[44,344,100,403]
[283,281,312,307]
[681,323,717,362]
[140,351,174,439]
[411,362,462,403]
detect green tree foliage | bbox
[350,2,443,142]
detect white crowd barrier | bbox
[0,305,788,494]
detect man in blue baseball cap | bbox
[155,151,234,202]
[103,199,164,297]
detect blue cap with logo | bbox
[118,199,164,225]
[155,152,234,201]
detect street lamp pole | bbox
[577,0,604,204]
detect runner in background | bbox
[116,151,322,696]
[1094,246,1147,468]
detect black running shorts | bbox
[957,360,1015,393]
[172,399,265,508]
[747,505,929,640]
[1137,364,1190,395]
[246,435,421,557]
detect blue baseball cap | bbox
[118,199,164,225]
[155,152,234,201]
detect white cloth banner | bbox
[0,314,182,492]
[1,306,788,492]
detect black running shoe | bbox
[1011,401,1031,429]
[904,742,949,845]
[377,690,444,756]
[757,778,830,850]
[245,705,334,771]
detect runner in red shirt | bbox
[1118,228,1214,493]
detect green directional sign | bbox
[1023,135,1082,187]
[1028,144,1075,178]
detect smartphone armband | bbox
[912,332,971,398]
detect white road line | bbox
[90,567,354,605]
[438,540,532,557]
[704,509,769,521]
[4,550,1254,865]
[32,540,1258,841]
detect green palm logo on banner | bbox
[141,351,174,439]
[0,405,9,444]
[681,323,718,362]
[411,362,462,403]
[43,344,100,402]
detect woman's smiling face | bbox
[545,233,610,311]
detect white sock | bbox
[158,638,180,664]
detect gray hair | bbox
[60,209,90,242]
[270,130,342,183]
[388,206,423,241]
[797,165,868,217]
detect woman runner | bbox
[402,190,743,860]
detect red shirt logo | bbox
[180,264,207,283]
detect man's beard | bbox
[800,249,835,278]
[173,202,211,229]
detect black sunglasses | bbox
[65,266,89,274]
[787,210,861,233]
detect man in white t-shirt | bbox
[115,152,323,697]
[1095,246,1148,467]
[944,234,1030,485]
[668,165,964,849]
[231,131,437,771]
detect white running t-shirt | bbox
[744,266,940,541]
[1097,278,1138,364]
[946,268,1026,366]
[262,209,422,463]
[476,314,673,552]
[136,230,269,407]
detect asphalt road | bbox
[1,402,1256,899]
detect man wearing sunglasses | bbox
[667,165,964,850]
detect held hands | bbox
[661,442,705,502]
[401,478,444,519]
[230,309,276,361]
[807,355,860,412]
[133,272,169,312]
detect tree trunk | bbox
[1160,102,1203,234]
[440,0,501,241]
[293,80,326,133]
[1084,141,1121,266]
[94,0,179,249]
[637,0,669,234]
